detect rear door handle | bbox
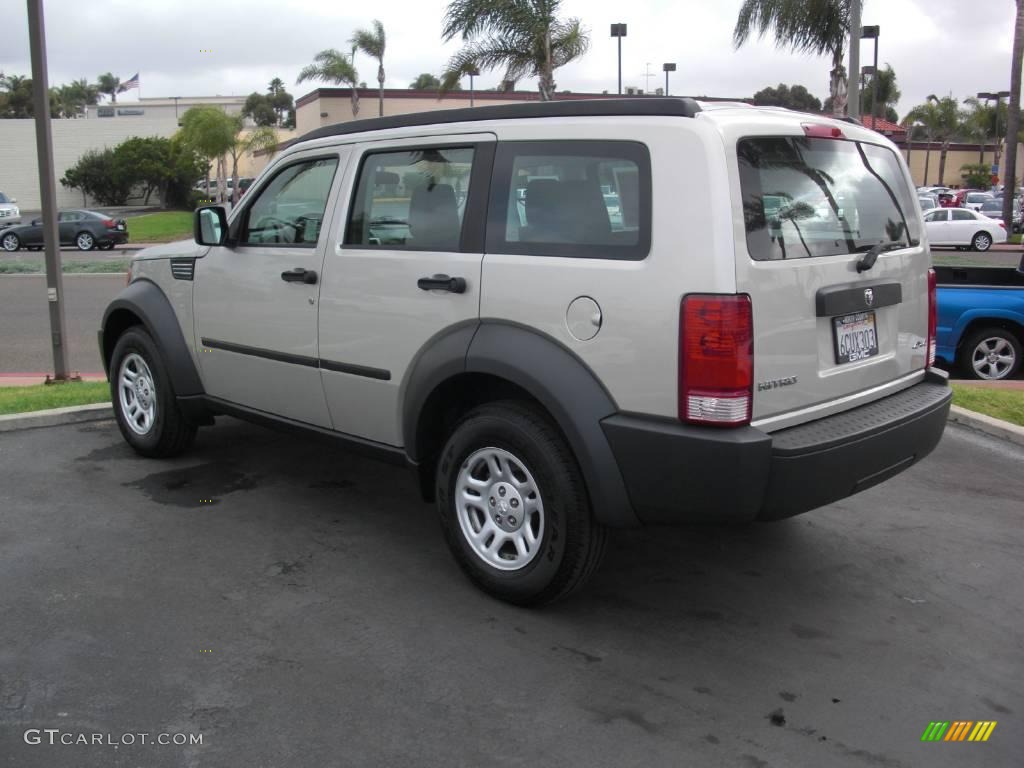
[417,274,466,294]
[281,268,317,284]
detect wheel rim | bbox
[974,233,991,251]
[455,447,545,571]
[1,234,17,251]
[118,352,157,435]
[77,233,94,250]
[972,336,1016,379]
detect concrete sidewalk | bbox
[0,373,106,387]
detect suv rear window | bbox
[486,140,651,260]
[738,137,921,261]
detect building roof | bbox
[860,116,906,135]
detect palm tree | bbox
[441,0,589,101]
[96,72,126,104]
[734,0,851,116]
[861,63,900,123]
[297,48,360,120]
[351,20,386,117]
[227,124,278,204]
[0,74,34,118]
[1002,0,1024,229]
[903,95,962,186]
[902,99,940,186]
[178,107,237,202]
[962,97,1004,164]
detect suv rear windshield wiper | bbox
[855,241,905,272]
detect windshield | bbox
[980,201,1001,212]
[0,193,9,204]
[738,136,921,261]
[967,193,993,203]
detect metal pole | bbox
[665,71,669,96]
[871,37,879,129]
[470,74,474,107]
[617,36,622,95]
[26,0,70,380]
[848,0,862,118]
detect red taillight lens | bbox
[926,268,937,367]
[802,123,845,139]
[103,218,115,228]
[679,294,753,426]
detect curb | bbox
[0,402,113,433]
[948,405,1024,449]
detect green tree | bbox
[409,73,442,90]
[734,0,851,116]
[226,125,278,204]
[96,72,127,104]
[297,48,361,119]
[904,95,962,185]
[960,162,993,190]
[0,74,34,118]
[861,63,900,123]
[752,83,821,111]
[962,97,1008,164]
[60,148,132,205]
[351,20,387,117]
[178,107,237,201]
[441,0,589,101]
[268,78,294,127]
[243,92,278,126]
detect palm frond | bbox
[351,20,386,62]
[734,0,848,57]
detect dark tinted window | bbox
[738,137,921,260]
[924,210,947,223]
[951,209,975,221]
[486,141,651,260]
[0,193,9,203]
[345,147,474,251]
[242,157,338,247]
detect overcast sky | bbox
[0,0,1017,117]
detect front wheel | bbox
[961,327,1021,380]
[436,400,606,606]
[1,232,20,252]
[109,327,197,457]
[971,231,993,252]
[76,231,95,251]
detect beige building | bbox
[84,95,249,123]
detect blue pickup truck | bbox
[935,257,1024,380]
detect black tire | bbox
[1,232,20,252]
[99,242,114,251]
[75,231,95,251]
[959,326,1022,380]
[971,231,993,252]
[109,327,197,457]
[28,245,42,251]
[435,400,607,606]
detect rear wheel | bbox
[960,327,1021,380]
[75,231,95,251]
[109,327,197,457]
[435,400,606,606]
[971,231,993,251]
[1,232,20,252]
[99,242,114,251]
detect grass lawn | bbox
[127,211,193,243]
[0,381,110,416]
[1009,234,1022,245]
[0,260,129,274]
[951,383,1024,427]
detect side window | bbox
[242,157,339,247]
[486,141,651,260]
[924,210,947,223]
[345,147,475,250]
[951,209,974,221]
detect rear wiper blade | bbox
[855,241,904,272]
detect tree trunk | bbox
[938,142,949,186]
[923,144,931,186]
[1003,0,1023,225]
[538,28,554,101]
[378,65,385,117]
[829,47,847,116]
[231,153,240,206]
[351,88,360,120]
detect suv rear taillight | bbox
[926,268,937,367]
[679,294,753,426]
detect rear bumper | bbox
[102,231,129,244]
[601,371,951,524]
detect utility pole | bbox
[27,0,70,381]
[848,0,862,119]
[611,24,627,95]
[1001,0,1023,229]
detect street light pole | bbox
[848,0,862,118]
[663,62,676,97]
[26,0,70,381]
[468,67,479,107]
[610,23,627,95]
[861,25,880,129]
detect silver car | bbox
[0,191,20,227]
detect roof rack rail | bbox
[297,97,703,144]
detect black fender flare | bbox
[100,279,204,396]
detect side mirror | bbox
[194,205,229,246]
[31,218,41,226]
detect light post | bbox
[663,62,676,96]
[976,90,1011,171]
[610,23,627,95]
[861,25,880,129]
[468,67,480,107]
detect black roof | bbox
[297,97,703,144]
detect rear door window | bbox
[738,136,921,261]
[486,140,651,260]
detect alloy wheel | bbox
[118,352,157,434]
[971,336,1016,379]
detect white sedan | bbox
[922,208,1007,251]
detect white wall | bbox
[0,117,180,210]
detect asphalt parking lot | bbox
[1,417,1021,767]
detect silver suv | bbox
[0,191,20,227]
[99,99,951,604]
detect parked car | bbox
[978,199,1023,232]
[964,191,994,212]
[98,99,950,604]
[918,195,939,211]
[923,207,1006,251]
[236,177,255,196]
[0,191,20,227]
[937,192,958,208]
[935,258,1024,379]
[0,209,128,252]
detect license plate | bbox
[117,224,125,231]
[833,311,878,364]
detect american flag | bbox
[123,72,140,90]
